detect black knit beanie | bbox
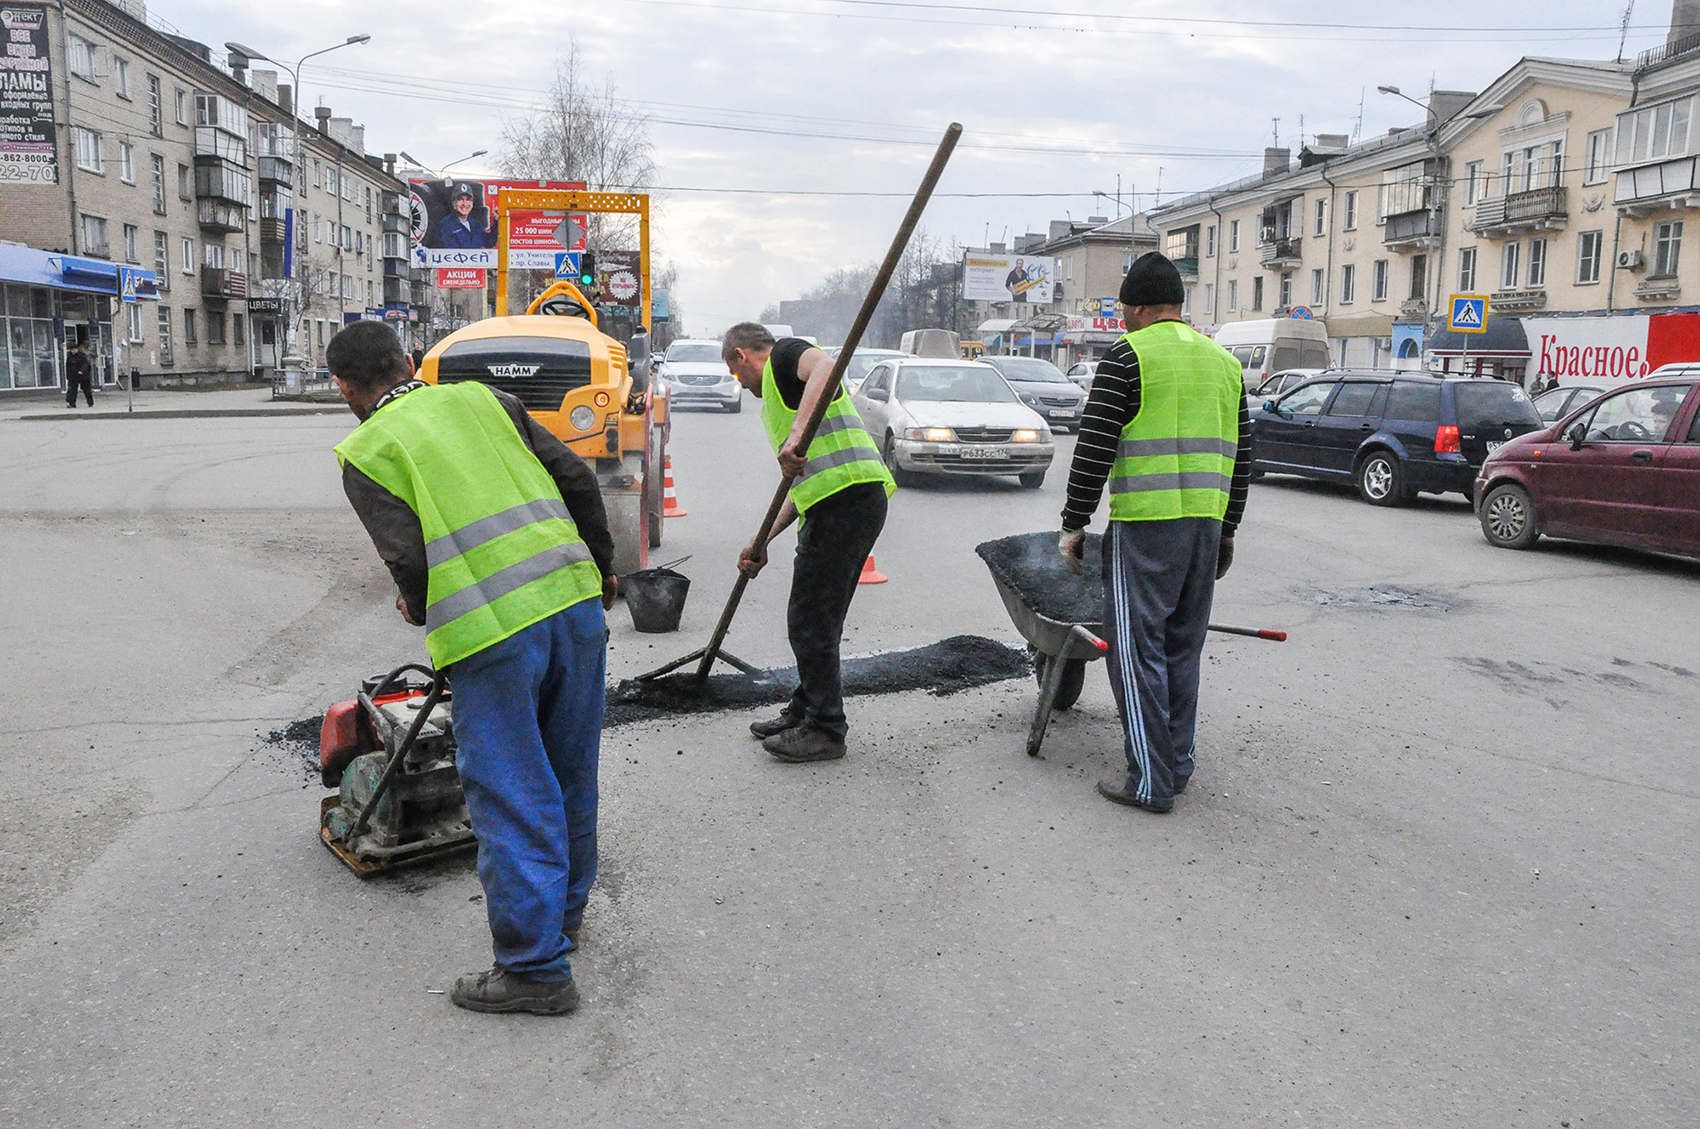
[1119,252,1186,307]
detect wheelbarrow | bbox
[986,568,1110,757]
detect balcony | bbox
[1172,256,1199,279]
[1471,187,1568,236]
[383,213,409,234]
[1258,236,1302,268]
[1634,277,1681,302]
[195,199,245,233]
[259,217,287,244]
[193,126,248,165]
[201,266,248,300]
[1382,209,1438,249]
[1614,157,1700,216]
[1490,288,1547,311]
[256,156,292,187]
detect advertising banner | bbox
[963,252,1055,304]
[1525,314,1657,381]
[409,179,586,268]
[435,268,486,290]
[597,250,642,308]
[0,5,57,185]
[1062,315,1127,342]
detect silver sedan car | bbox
[850,358,1054,488]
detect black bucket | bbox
[625,568,690,633]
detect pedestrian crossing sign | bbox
[116,266,139,304]
[1448,294,1488,333]
[554,252,582,279]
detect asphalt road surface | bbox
[1,398,1695,1127]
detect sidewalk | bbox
[1,386,348,423]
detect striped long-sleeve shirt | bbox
[1061,327,1254,534]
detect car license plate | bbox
[1049,409,1077,419]
[1485,440,1504,453]
[960,446,1001,459]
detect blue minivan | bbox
[1251,373,1543,505]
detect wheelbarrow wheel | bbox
[1052,659,1086,711]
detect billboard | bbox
[964,253,1054,304]
[435,268,486,290]
[0,6,57,185]
[409,179,587,269]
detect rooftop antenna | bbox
[1272,117,1280,147]
[1352,87,1365,145]
[1299,114,1306,149]
[1616,0,1636,63]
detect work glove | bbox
[1216,535,1235,580]
[1059,528,1085,576]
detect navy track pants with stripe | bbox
[1102,516,1221,807]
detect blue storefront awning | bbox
[0,244,158,298]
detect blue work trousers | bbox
[450,598,605,981]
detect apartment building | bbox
[1025,214,1157,368]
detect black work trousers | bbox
[66,369,93,407]
[785,481,888,741]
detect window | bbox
[314,215,324,243]
[126,302,142,343]
[1203,283,1215,314]
[1577,230,1603,284]
[178,163,191,200]
[1584,129,1612,185]
[119,142,134,184]
[1182,286,1192,317]
[1313,198,1327,237]
[147,75,162,137]
[1343,191,1358,230]
[74,128,103,173]
[1305,268,1321,305]
[1528,238,1547,287]
[1341,263,1356,303]
[1276,381,1334,417]
[1372,259,1389,301]
[1615,97,1694,166]
[1381,161,1428,218]
[313,159,322,189]
[123,224,139,263]
[1205,224,1216,257]
[1501,242,1521,289]
[342,225,353,250]
[1465,161,1484,206]
[1227,279,1239,311]
[80,215,109,257]
[204,243,224,269]
[1251,276,1264,311]
[233,314,245,348]
[68,35,97,79]
[1653,220,1683,277]
[154,231,169,282]
[1409,254,1427,301]
[1228,220,1240,253]
[157,307,173,364]
[174,88,189,126]
[207,311,226,345]
[1458,247,1477,292]
[150,154,166,214]
[114,58,130,98]
[1579,387,1674,441]
[317,320,325,347]
[183,308,197,346]
[1328,382,1383,418]
[1509,141,1563,191]
[341,174,352,202]
[1385,381,1442,423]
[1278,273,1292,308]
[181,237,194,274]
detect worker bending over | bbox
[722,323,895,763]
[1059,253,1253,812]
[328,322,618,1015]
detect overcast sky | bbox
[162,0,1678,337]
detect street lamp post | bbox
[227,35,369,376]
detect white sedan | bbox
[851,358,1055,488]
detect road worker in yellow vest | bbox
[329,321,618,1016]
[1059,253,1254,813]
[722,323,895,764]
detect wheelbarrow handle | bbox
[1069,624,1110,653]
[1207,623,1288,642]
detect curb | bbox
[10,406,348,422]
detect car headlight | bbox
[1011,429,1041,443]
[905,427,957,442]
[569,405,597,432]
[1019,393,1038,406]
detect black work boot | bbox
[451,965,581,1015]
[749,710,804,739]
[763,722,846,763]
[1096,773,1173,813]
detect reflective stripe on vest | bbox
[334,381,603,667]
[1108,321,1244,523]
[760,355,895,513]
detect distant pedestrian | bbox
[1059,252,1253,813]
[722,323,894,763]
[411,345,425,373]
[65,341,93,408]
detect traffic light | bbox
[578,251,596,290]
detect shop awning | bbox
[1428,314,1530,357]
[0,245,157,298]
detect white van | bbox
[762,323,818,345]
[900,328,961,358]
[1212,319,1330,391]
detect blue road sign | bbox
[554,251,582,279]
[1448,294,1488,333]
[116,266,139,303]
[1289,305,1313,320]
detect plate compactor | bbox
[318,664,477,876]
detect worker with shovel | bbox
[328,321,618,1016]
[1059,253,1253,813]
[723,323,895,763]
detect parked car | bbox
[834,347,909,393]
[850,358,1054,488]
[1531,383,1607,423]
[982,355,1087,431]
[1213,318,1332,392]
[1065,359,1098,394]
[659,339,741,412]
[1474,377,1700,557]
[1253,368,1330,400]
[1252,373,1543,505]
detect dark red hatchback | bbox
[1474,377,1700,558]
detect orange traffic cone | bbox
[662,456,687,518]
[858,556,888,584]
